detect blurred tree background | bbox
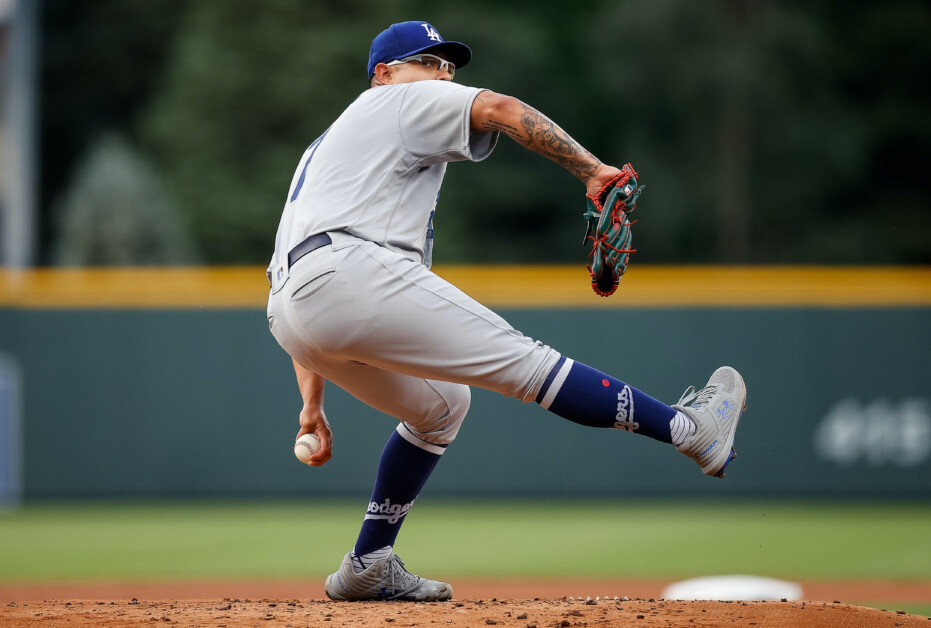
[39,0,931,266]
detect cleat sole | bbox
[715,447,738,478]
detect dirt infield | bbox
[2,580,929,626]
[2,597,929,627]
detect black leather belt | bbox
[287,233,332,269]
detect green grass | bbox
[2,499,930,585]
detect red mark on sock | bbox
[602,379,610,387]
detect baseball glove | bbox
[582,163,644,297]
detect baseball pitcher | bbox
[266,20,747,602]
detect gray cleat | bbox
[673,366,748,478]
[324,551,453,602]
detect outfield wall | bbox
[1,266,930,499]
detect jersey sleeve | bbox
[398,81,498,166]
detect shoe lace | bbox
[386,555,420,593]
[676,384,718,410]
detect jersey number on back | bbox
[290,129,331,202]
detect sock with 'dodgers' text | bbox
[351,426,444,572]
[535,357,692,444]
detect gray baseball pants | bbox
[267,232,562,450]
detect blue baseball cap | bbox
[367,21,472,78]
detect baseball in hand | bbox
[294,433,321,464]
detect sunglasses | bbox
[386,53,456,78]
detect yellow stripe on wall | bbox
[440,266,931,308]
[0,267,268,309]
[1,266,930,309]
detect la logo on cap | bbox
[421,24,442,42]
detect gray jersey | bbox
[268,80,497,292]
[267,78,561,449]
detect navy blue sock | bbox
[536,357,677,443]
[353,426,443,557]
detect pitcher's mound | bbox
[2,597,928,627]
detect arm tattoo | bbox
[481,99,601,182]
[480,119,522,138]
